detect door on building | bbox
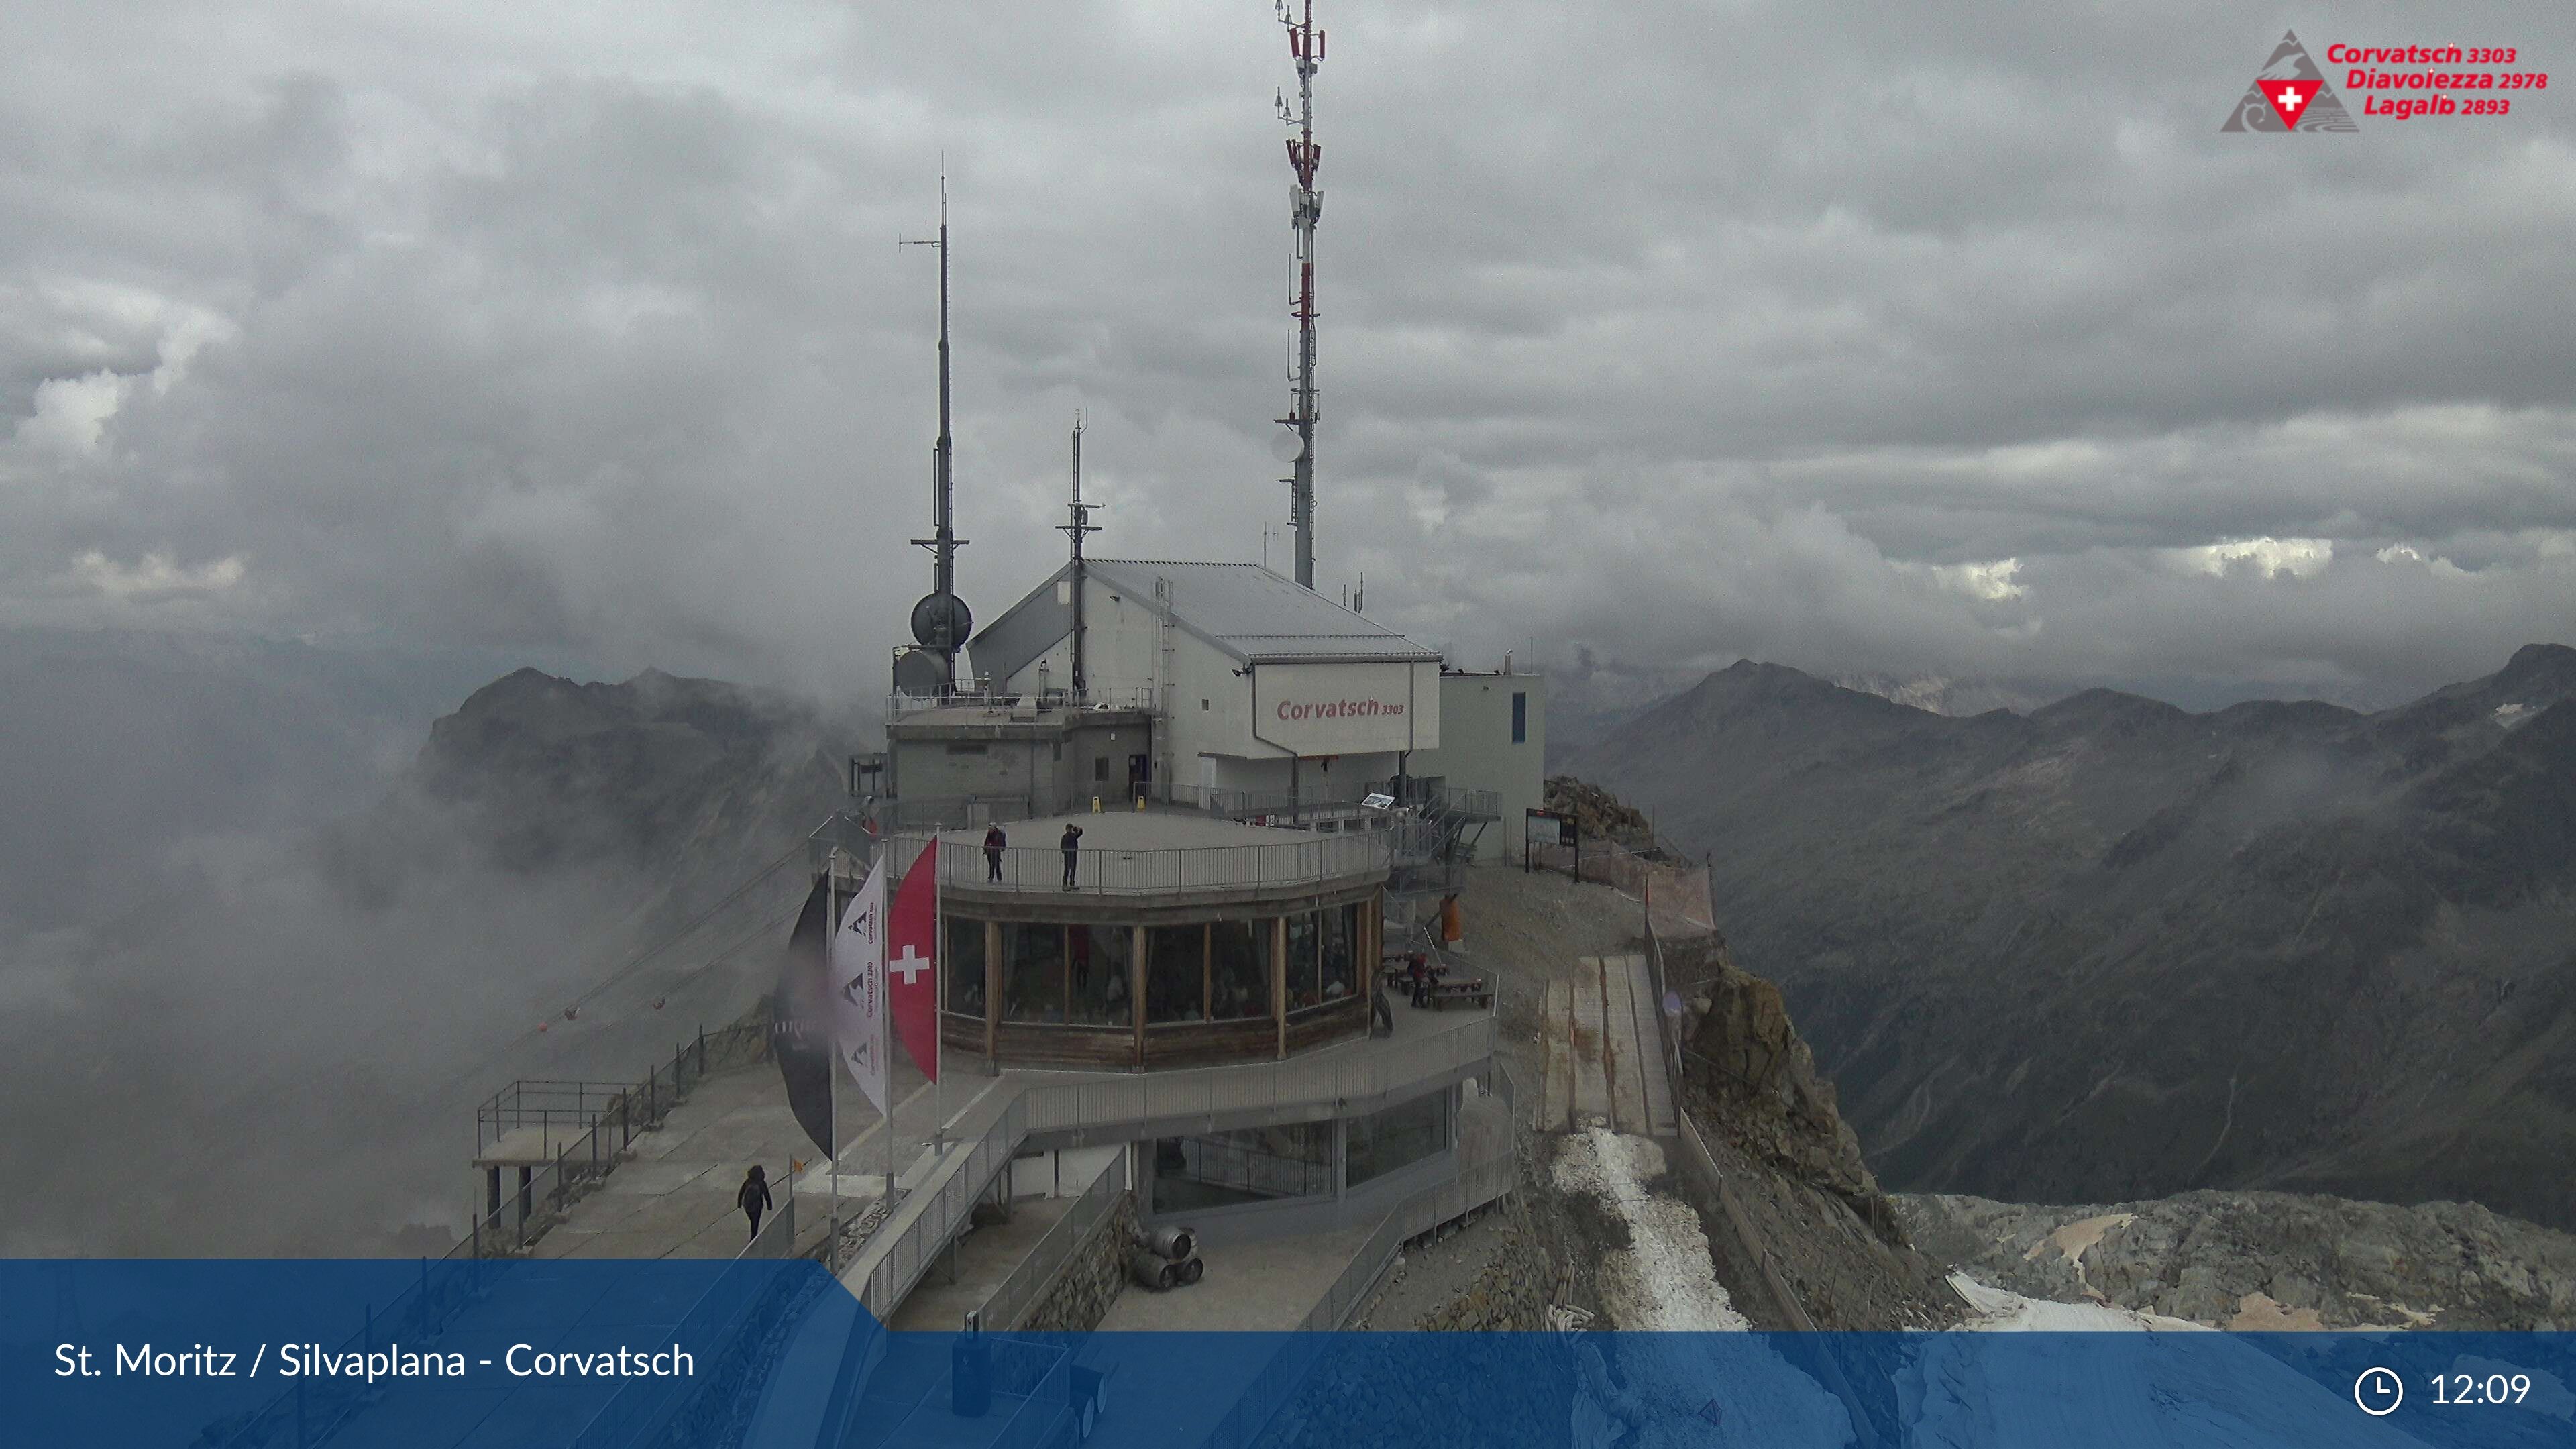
[1197,757,1218,808]
[1127,753,1150,804]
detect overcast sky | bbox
[5,0,2573,705]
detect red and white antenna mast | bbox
[1276,0,1324,589]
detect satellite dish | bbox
[892,648,947,696]
[909,592,975,650]
[1270,426,1305,463]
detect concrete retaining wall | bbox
[1018,1191,1136,1332]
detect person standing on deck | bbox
[1059,823,1083,889]
[738,1165,773,1241]
[983,822,1007,882]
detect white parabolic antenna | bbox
[1270,425,1304,462]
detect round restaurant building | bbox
[918,811,1389,1071]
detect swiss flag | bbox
[888,839,941,1083]
[2264,79,2321,130]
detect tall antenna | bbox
[904,170,970,687]
[1057,413,1101,698]
[1276,0,1324,590]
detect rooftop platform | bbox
[898,811,1391,908]
[883,699,1154,733]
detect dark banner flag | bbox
[771,873,837,1157]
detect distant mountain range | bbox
[1547,658,2428,770]
[1566,644,2576,1230]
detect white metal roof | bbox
[970,558,1438,684]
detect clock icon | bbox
[2355,1366,2404,1417]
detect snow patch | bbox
[1915,1275,2430,1448]
[1947,1273,2206,1332]
[1550,1127,1750,1332]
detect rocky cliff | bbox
[1678,941,1896,1238]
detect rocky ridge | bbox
[1566,644,2576,1228]
[1900,1190,2576,1331]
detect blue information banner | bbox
[5,1260,2573,1448]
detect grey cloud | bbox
[0,0,2571,705]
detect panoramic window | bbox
[1347,1092,1447,1188]
[1152,1122,1332,1212]
[1209,918,1267,1022]
[1284,910,1321,1010]
[1320,901,1358,1001]
[1067,922,1129,1026]
[1001,922,1066,1023]
[1146,924,1204,1023]
[945,915,986,1016]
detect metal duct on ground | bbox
[1134,1224,1197,1261]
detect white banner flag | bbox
[828,856,889,1117]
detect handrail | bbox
[845,1090,1027,1316]
[979,1150,1131,1332]
[846,1010,1499,1319]
[221,1048,730,1448]
[1195,1063,1521,1449]
[216,1252,495,1448]
[916,835,1391,896]
[739,1172,798,1261]
[467,1021,769,1257]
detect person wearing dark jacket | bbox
[738,1165,773,1241]
[1059,823,1084,889]
[983,823,1007,882]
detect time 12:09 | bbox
[2431,1372,2532,1405]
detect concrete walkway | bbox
[534,1053,948,1260]
[1095,1223,1375,1332]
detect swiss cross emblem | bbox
[2263,79,2321,129]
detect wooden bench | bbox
[1419,977,1493,1011]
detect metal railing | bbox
[217,1252,495,1449]
[740,1176,798,1261]
[468,1021,770,1256]
[887,684,1157,718]
[1194,1072,1521,1449]
[1020,1012,1497,1144]
[851,1091,1028,1316]
[806,810,884,873]
[846,1010,1499,1320]
[1305,1152,1518,1334]
[924,835,1391,896]
[566,1254,806,1449]
[476,1080,640,1159]
[1165,1136,1335,1201]
[1391,781,1501,822]
[1199,786,1369,823]
[979,1151,1132,1332]
[977,1336,1079,1449]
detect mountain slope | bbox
[1566,646,2576,1228]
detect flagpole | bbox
[887,833,906,1205]
[827,849,841,1254]
[932,829,944,1155]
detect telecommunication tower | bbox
[903,174,971,690]
[1275,0,1325,589]
[1057,415,1102,697]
